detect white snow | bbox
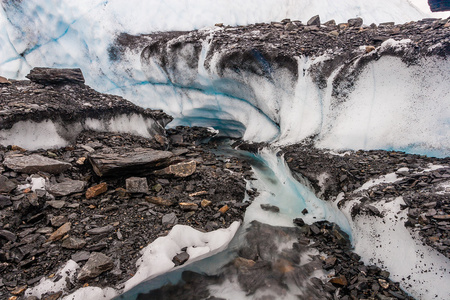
[123,221,241,291]
[25,260,80,298]
[340,196,450,300]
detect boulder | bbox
[0,76,11,85]
[47,179,86,196]
[26,67,85,84]
[77,252,114,281]
[348,17,363,27]
[3,154,71,174]
[88,149,173,177]
[307,15,321,26]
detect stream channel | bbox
[116,141,352,299]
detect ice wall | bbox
[0,0,427,84]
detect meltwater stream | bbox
[115,146,352,299]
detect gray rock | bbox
[47,180,86,196]
[172,252,190,266]
[348,17,363,27]
[87,225,114,235]
[26,67,85,84]
[260,204,280,213]
[72,251,91,262]
[0,175,16,193]
[4,154,71,174]
[126,177,148,193]
[162,212,178,226]
[46,200,66,209]
[51,215,69,227]
[307,15,321,26]
[62,237,86,249]
[0,229,17,242]
[0,195,12,208]
[77,252,114,281]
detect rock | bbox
[233,257,256,269]
[307,15,321,26]
[87,225,114,235]
[0,175,16,193]
[0,75,12,85]
[72,251,90,263]
[378,279,389,289]
[126,177,148,193]
[46,200,66,209]
[26,67,85,84]
[0,195,12,208]
[62,237,86,249]
[0,229,17,242]
[10,285,27,295]
[47,180,86,196]
[293,218,305,226]
[348,17,363,27]
[179,202,198,211]
[219,205,229,214]
[329,30,339,37]
[3,154,71,174]
[51,215,68,227]
[88,149,173,177]
[366,45,376,53]
[323,19,336,26]
[201,199,212,208]
[77,252,114,281]
[162,212,178,226]
[432,214,450,220]
[285,22,297,31]
[172,252,190,266]
[47,222,71,242]
[260,204,280,213]
[86,183,107,199]
[329,275,348,286]
[153,160,197,178]
[323,256,337,270]
[145,196,175,206]
[42,291,63,300]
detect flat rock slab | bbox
[47,180,86,196]
[88,149,173,177]
[4,154,71,174]
[26,67,85,84]
[77,252,114,281]
[0,174,16,193]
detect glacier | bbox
[1,0,450,300]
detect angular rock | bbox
[348,17,363,27]
[86,183,107,199]
[77,252,114,281]
[201,199,212,208]
[307,15,321,26]
[145,196,175,206]
[48,222,71,242]
[0,195,12,208]
[219,205,229,214]
[51,216,68,227]
[26,67,85,84]
[3,155,71,174]
[126,177,148,193]
[0,75,12,85]
[179,202,198,211]
[62,237,87,249]
[87,225,114,235]
[153,160,196,178]
[0,229,17,242]
[162,212,178,226]
[72,251,90,263]
[172,252,190,266]
[47,180,86,196]
[329,275,348,286]
[88,149,173,177]
[260,204,280,213]
[0,175,16,193]
[46,200,66,209]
